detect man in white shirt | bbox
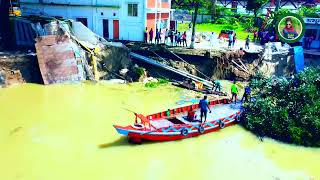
[210,32,217,47]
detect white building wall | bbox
[95,7,120,39]
[20,0,147,41]
[119,0,145,41]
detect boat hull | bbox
[113,99,242,143]
[127,121,236,141]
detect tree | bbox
[172,0,210,49]
[212,0,217,16]
[0,0,10,49]
[246,0,268,19]
[242,68,320,147]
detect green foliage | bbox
[215,17,240,26]
[177,22,251,40]
[172,0,212,11]
[216,18,228,24]
[145,78,169,88]
[246,0,269,17]
[242,68,320,147]
[298,6,320,18]
[134,67,145,77]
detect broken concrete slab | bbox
[35,35,86,85]
[72,21,99,47]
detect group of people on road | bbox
[253,30,277,45]
[226,32,251,50]
[144,28,188,47]
[228,32,237,49]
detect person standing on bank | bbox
[232,33,237,48]
[174,30,179,46]
[245,35,250,49]
[169,29,174,46]
[182,31,187,47]
[231,80,238,104]
[199,96,211,123]
[241,85,251,103]
[155,29,160,44]
[228,33,233,48]
[210,32,215,47]
[164,29,169,45]
[149,28,154,44]
[144,27,148,43]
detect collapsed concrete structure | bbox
[1,16,135,87]
[35,35,86,84]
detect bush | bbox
[134,67,145,77]
[145,78,169,88]
[216,18,228,24]
[242,68,320,147]
[298,6,320,18]
[228,17,238,24]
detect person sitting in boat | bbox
[187,106,196,122]
[199,96,211,123]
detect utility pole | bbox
[190,2,199,49]
[0,0,11,50]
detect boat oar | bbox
[122,107,140,123]
[122,107,137,115]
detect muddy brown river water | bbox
[0,83,319,180]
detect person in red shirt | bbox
[182,31,187,47]
[282,18,298,39]
[187,106,195,121]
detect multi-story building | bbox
[20,0,172,41]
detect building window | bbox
[76,18,88,27]
[128,4,138,17]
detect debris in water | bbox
[9,127,22,135]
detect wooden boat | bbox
[113,99,242,144]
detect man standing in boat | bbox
[199,96,211,123]
[231,81,238,104]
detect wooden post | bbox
[91,53,99,81]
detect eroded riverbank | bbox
[0,83,319,180]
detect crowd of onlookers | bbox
[252,30,315,49]
[252,30,277,45]
[143,27,316,50]
[144,28,188,47]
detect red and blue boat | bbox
[113,99,242,143]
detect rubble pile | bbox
[0,52,42,87]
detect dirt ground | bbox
[126,42,295,82]
[0,52,42,87]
